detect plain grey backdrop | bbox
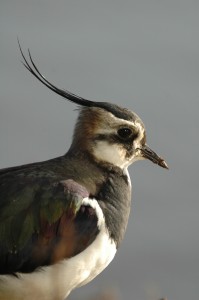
[0,1,198,300]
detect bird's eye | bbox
[117,128,132,139]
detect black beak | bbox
[139,145,168,169]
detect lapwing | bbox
[0,43,168,300]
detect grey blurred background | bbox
[0,1,198,300]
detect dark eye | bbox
[117,128,132,139]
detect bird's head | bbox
[71,105,168,170]
[18,42,168,171]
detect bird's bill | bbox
[139,144,168,169]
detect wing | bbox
[0,165,99,275]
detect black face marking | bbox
[95,131,137,147]
[94,132,136,161]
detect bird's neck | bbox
[65,149,132,247]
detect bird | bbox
[0,42,168,300]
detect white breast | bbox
[0,198,117,300]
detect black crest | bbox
[18,40,135,121]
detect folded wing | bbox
[0,166,99,274]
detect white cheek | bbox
[92,141,129,169]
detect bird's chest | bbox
[97,171,132,246]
